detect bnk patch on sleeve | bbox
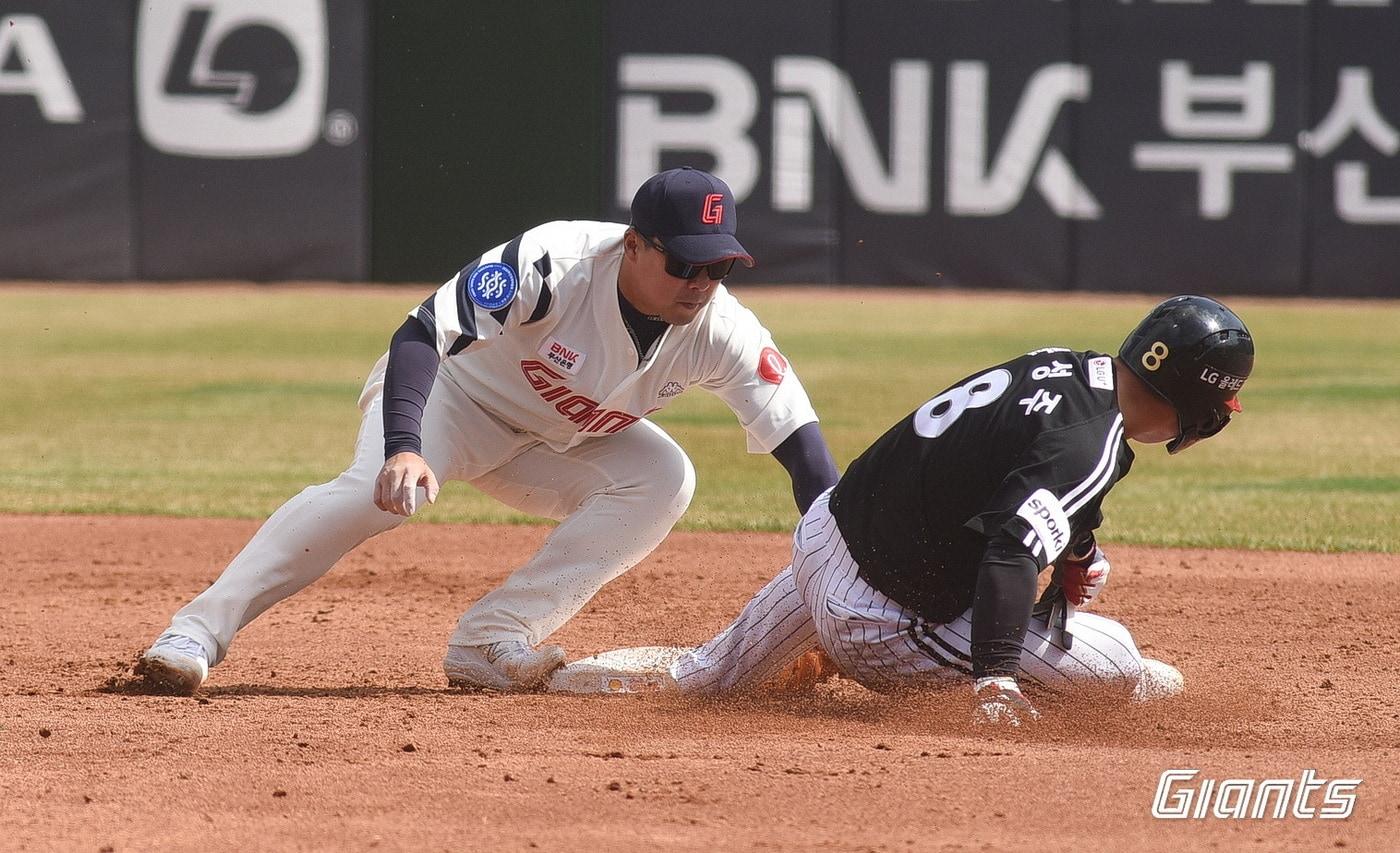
[1016,488,1071,562]
[467,262,519,310]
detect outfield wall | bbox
[2,1,1397,296]
[0,0,369,281]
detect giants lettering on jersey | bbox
[520,360,656,434]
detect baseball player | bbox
[672,296,1254,726]
[136,167,839,695]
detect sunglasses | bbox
[643,236,736,281]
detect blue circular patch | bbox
[467,262,518,310]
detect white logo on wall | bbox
[0,15,85,123]
[136,0,330,158]
[615,51,1400,225]
[615,54,1100,219]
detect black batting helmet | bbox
[1120,295,1254,454]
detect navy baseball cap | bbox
[629,167,755,267]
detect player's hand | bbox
[1055,546,1110,608]
[769,648,841,693]
[374,452,440,517]
[971,676,1039,728]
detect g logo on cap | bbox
[629,167,754,270]
[701,193,724,225]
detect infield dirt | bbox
[2,514,1396,852]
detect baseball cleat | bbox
[1132,657,1185,703]
[136,633,210,695]
[444,641,566,692]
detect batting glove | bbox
[971,676,1040,728]
[1054,546,1110,608]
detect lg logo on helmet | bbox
[136,0,350,158]
[1200,370,1246,392]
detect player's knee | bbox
[636,448,696,522]
[1064,612,1144,687]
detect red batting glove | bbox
[1054,546,1111,608]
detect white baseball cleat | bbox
[444,641,566,692]
[1132,657,1185,703]
[136,633,210,695]
[546,646,688,695]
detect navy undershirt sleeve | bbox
[969,534,1040,678]
[383,318,441,459]
[770,422,840,513]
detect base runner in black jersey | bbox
[661,295,1255,727]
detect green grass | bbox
[3,285,1398,552]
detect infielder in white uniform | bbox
[137,167,839,695]
[671,297,1254,727]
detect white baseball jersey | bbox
[376,220,818,454]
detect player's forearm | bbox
[383,318,441,458]
[770,422,839,513]
[969,537,1039,678]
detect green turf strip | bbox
[3,286,1397,552]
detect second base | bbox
[546,646,690,695]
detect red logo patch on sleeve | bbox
[758,347,788,384]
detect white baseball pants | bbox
[674,488,1145,694]
[164,360,695,666]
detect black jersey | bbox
[829,348,1134,624]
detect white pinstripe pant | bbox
[674,488,1145,694]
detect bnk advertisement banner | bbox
[605,0,1400,297]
